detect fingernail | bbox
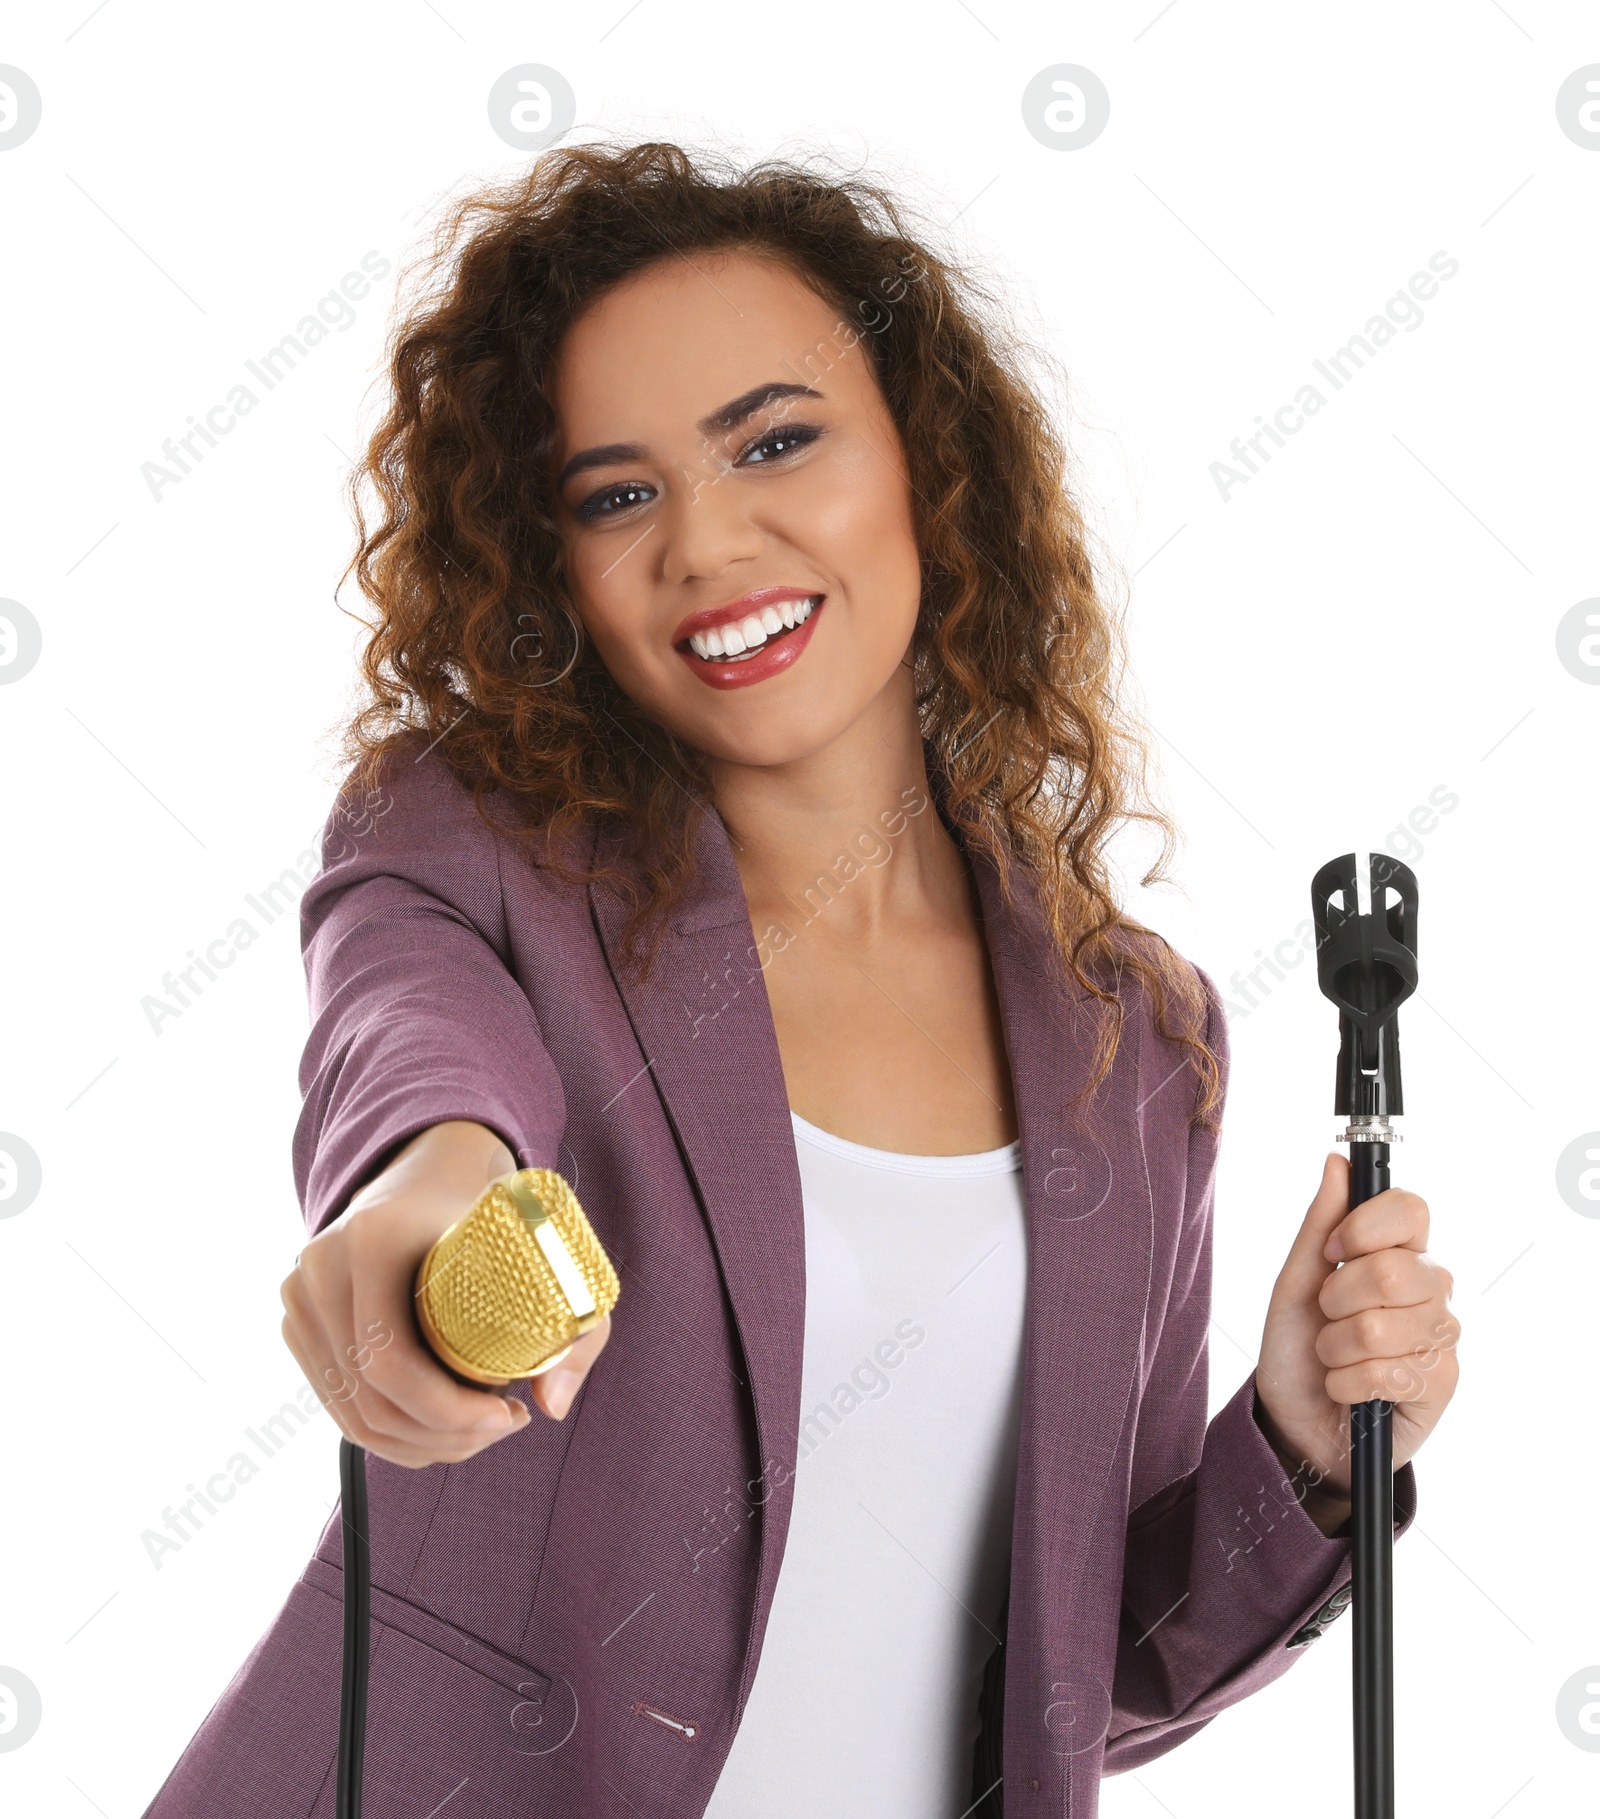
[1325,1235,1345,1260]
[544,1369,582,1419]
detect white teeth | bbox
[686,596,822,662]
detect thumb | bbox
[530,1312,612,1421]
[1273,1151,1350,1302]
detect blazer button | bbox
[1315,1584,1354,1624]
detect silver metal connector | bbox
[1339,1113,1402,1145]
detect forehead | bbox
[548,248,870,440]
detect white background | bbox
[1,2,1595,1814]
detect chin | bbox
[684,715,848,769]
[636,643,912,768]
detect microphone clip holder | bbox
[1310,851,1419,1131]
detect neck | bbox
[706,666,970,941]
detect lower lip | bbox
[675,601,824,691]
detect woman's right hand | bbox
[279,1119,612,1468]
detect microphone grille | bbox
[414,1168,620,1384]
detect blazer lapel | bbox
[965,827,1157,1652]
[588,806,809,1688]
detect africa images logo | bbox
[1209,252,1460,502]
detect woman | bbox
[142,141,1458,1819]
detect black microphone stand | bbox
[1310,851,1419,1819]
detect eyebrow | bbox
[555,382,824,491]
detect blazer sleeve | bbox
[291,747,568,1239]
[1101,967,1418,1773]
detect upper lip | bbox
[671,587,824,647]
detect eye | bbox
[572,479,657,523]
[737,422,822,466]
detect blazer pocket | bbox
[300,1558,579,1816]
[301,1557,552,1698]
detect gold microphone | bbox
[412,1166,621,1383]
[338,1168,618,1819]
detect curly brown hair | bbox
[334,137,1220,1126]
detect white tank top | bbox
[703,1110,1028,1818]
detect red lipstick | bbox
[673,587,825,692]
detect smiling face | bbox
[546,248,924,768]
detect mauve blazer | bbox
[142,743,1417,1819]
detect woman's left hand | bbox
[1253,1151,1460,1532]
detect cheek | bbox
[564,544,654,674]
[562,534,612,619]
[801,447,920,617]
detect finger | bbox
[298,1239,527,1454]
[349,1326,531,1451]
[1315,1304,1461,1369]
[288,1237,372,1400]
[333,1375,504,1468]
[283,1266,442,1456]
[342,1238,531,1441]
[280,1306,354,1439]
[280,1269,366,1433]
[1324,1186,1430,1262]
[278,1296,448,1465]
[1274,1152,1349,1296]
[285,1258,529,1467]
[531,1314,613,1421]
[1319,1248,1448,1321]
[1323,1344,1459,1410]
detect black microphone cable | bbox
[336,1438,370,1819]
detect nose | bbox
[658,461,765,586]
